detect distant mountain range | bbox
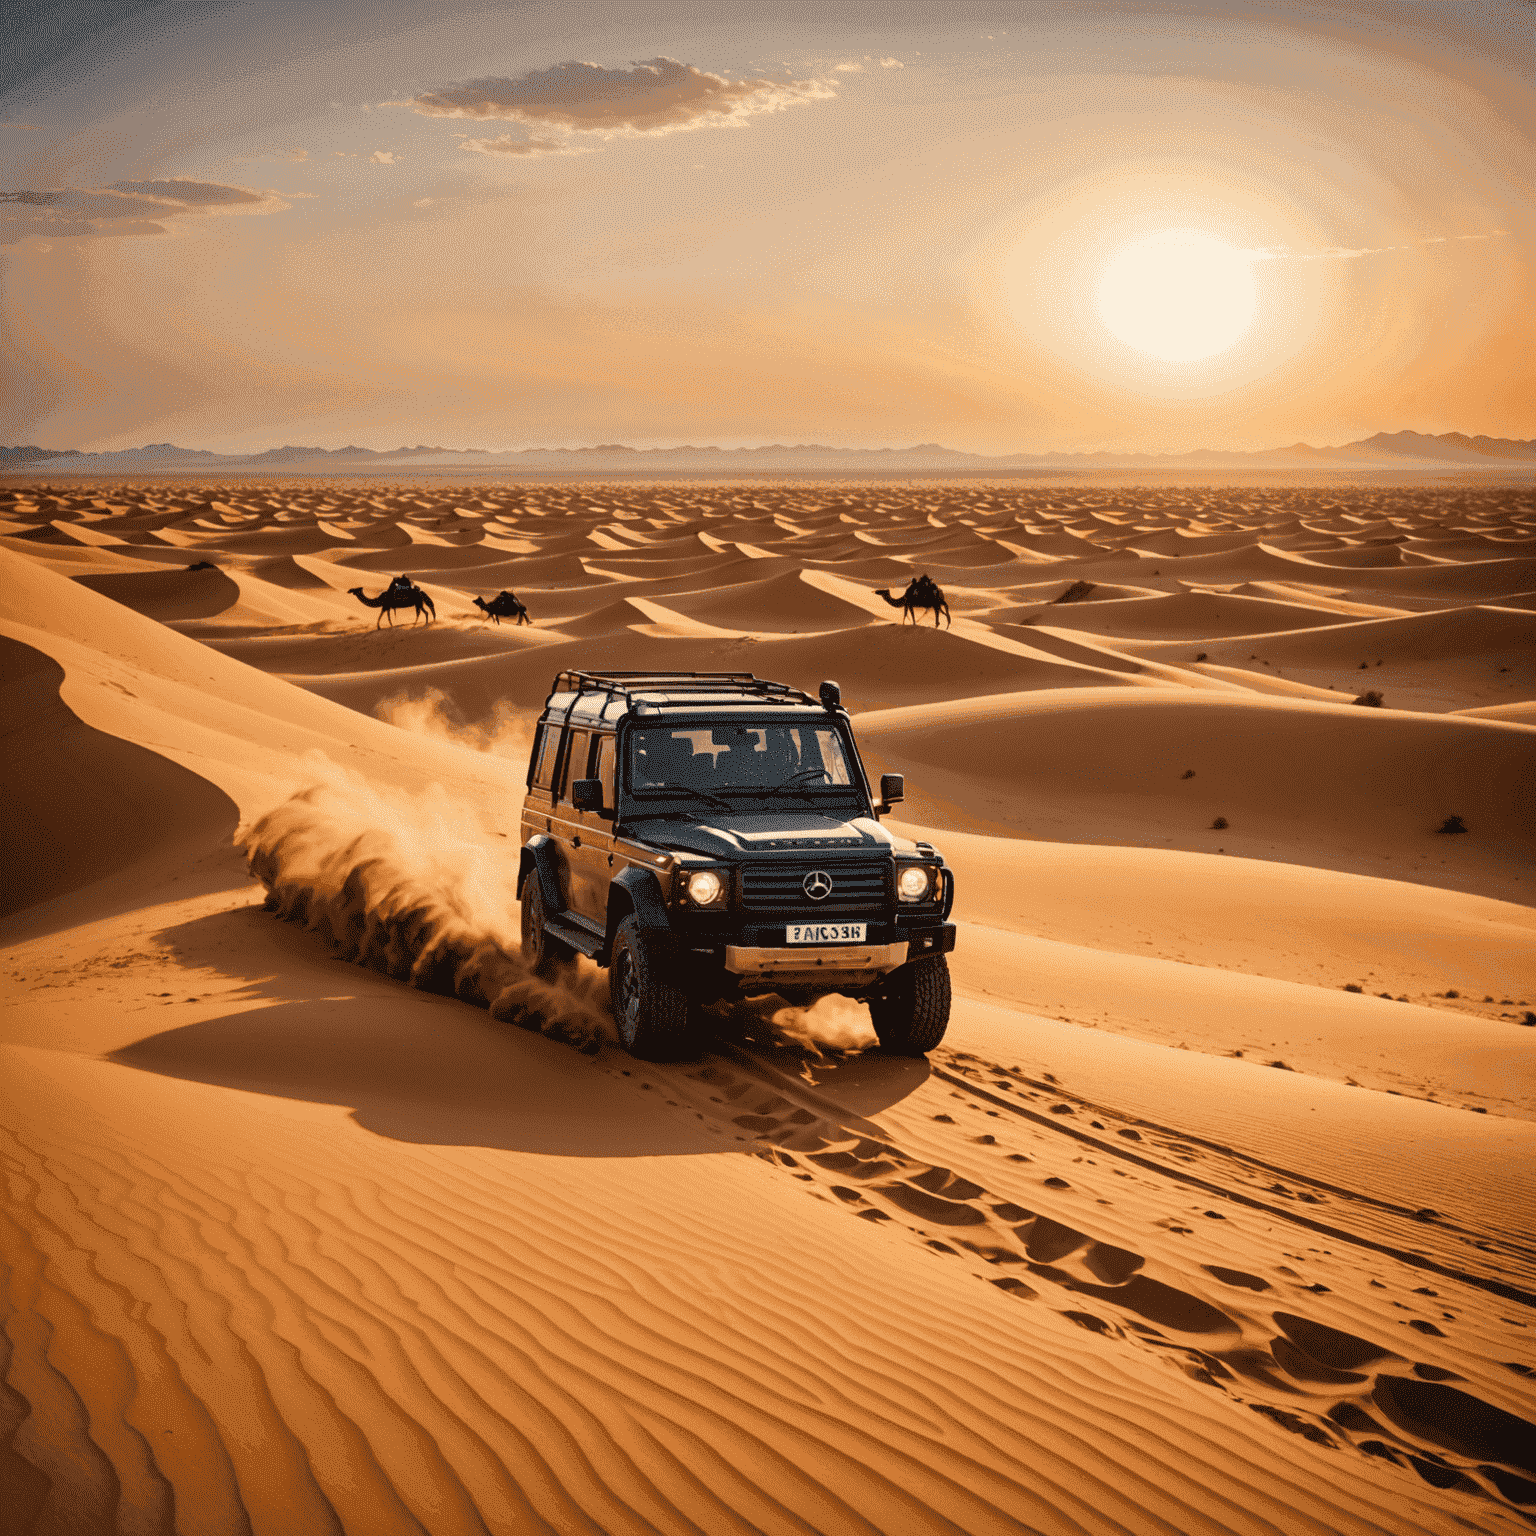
[3,430,1534,474]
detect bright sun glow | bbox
[1095,231,1257,362]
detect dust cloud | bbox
[376,686,534,761]
[240,756,613,1048]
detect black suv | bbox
[519,670,956,1059]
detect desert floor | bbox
[2,475,1534,1535]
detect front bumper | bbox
[724,941,909,987]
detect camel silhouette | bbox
[473,591,530,626]
[874,575,951,629]
[348,584,436,628]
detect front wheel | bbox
[520,872,575,980]
[868,955,951,1055]
[610,916,696,1060]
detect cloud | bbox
[458,134,582,157]
[834,62,863,73]
[1,178,288,246]
[407,56,835,142]
[109,179,266,206]
[879,58,904,68]
[1246,231,1507,262]
[370,150,398,163]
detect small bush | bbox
[1436,815,1467,835]
[1267,1060,1293,1071]
[1343,983,1363,993]
[1194,652,1208,662]
[1181,768,1196,779]
[1359,660,1369,669]
[1353,690,1385,707]
[1054,580,1097,603]
[1521,1013,1535,1027]
[1444,989,1459,998]
[1211,815,1229,830]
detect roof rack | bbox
[545,670,818,712]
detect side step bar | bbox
[542,913,604,959]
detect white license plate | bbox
[787,923,867,945]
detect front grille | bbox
[740,858,890,913]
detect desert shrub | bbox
[1054,580,1097,604]
[1211,815,1228,830]
[1195,652,1208,662]
[1181,768,1196,779]
[1343,983,1363,993]
[1436,815,1468,834]
[1444,989,1459,998]
[1353,690,1385,707]
[1359,660,1369,669]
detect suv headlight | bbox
[897,864,933,902]
[686,869,725,907]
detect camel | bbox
[474,591,530,626]
[347,584,436,628]
[874,575,951,629]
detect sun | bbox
[1095,230,1257,362]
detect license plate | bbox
[787,923,866,944]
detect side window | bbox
[557,730,590,803]
[530,724,562,792]
[593,734,615,817]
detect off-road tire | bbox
[520,871,575,980]
[610,915,696,1060]
[868,955,951,1055]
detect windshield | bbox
[628,722,857,799]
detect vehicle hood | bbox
[629,811,906,859]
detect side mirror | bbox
[571,778,604,812]
[880,773,905,808]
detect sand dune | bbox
[858,687,1532,900]
[3,476,1534,1535]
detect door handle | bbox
[572,835,581,848]
[607,854,614,867]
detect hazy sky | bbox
[3,0,1532,453]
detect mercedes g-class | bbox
[518,670,957,1059]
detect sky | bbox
[2,0,1533,455]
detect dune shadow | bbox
[113,904,930,1155]
[0,634,240,929]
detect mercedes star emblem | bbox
[802,870,834,901]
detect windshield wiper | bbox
[632,785,734,811]
[737,768,841,808]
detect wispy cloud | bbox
[1246,231,1505,262]
[369,149,398,164]
[404,56,836,158]
[1,179,288,245]
[457,134,582,158]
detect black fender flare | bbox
[518,836,564,914]
[603,865,674,965]
[937,858,956,921]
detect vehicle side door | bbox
[567,730,617,926]
[524,721,575,910]
[550,728,591,919]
